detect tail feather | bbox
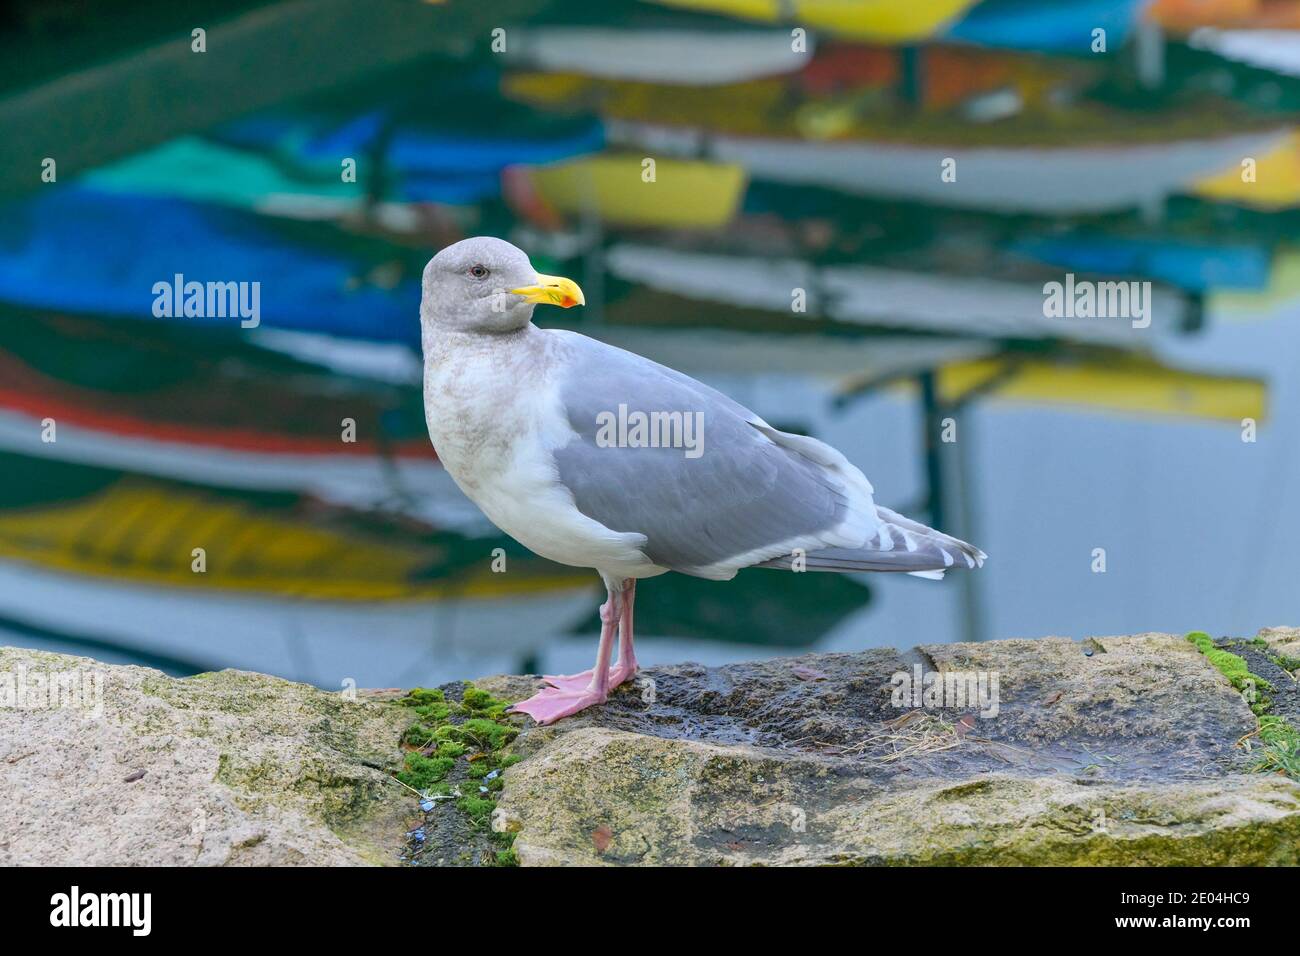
[756,506,986,578]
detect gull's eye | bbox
[468,264,489,280]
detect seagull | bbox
[420,237,986,724]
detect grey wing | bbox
[549,333,875,579]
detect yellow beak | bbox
[509,273,585,309]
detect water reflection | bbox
[1,0,1298,686]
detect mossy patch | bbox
[1186,631,1299,782]
[1185,631,1274,714]
[393,682,523,866]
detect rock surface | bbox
[1259,625,1300,666]
[3,629,1298,866]
[0,646,415,865]
[488,631,1300,865]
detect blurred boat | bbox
[506,72,1289,214]
[947,0,1148,53]
[1010,234,1272,292]
[592,311,994,378]
[1191,131,1300,209]
[643,0,977,42]
[0,453,597,684]
[521,154,748,228]
[1187,27,1300,77]
[82,97,605,210]
[620,121,1289,213]
[80,136,365,214]
[0,187,422,344]
[1210,246,1300,320]
[799,41,1090,110]
[505,27,813,84]
[0,460,544,602]
[933,351,1267,423]
[212,106,605,205]
[605,242,1192,345]
[1149,0,1300,32]
[0,313,481,524]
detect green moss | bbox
[397,753,455,790]
[392,683,524,863]
[461,686,511,720]
[457,718,517,751]
[1185,632,1274,715]
[487,830,519,867]
[402,688,446,706]
[457,795,496,828]
[1186,632,1297,782]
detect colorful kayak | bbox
[0,454,585,603]
[643,0,977,43]
[1010,234,1271,292]
[212,109,605,204]
[605,242,1191,345]
[0,187,422,343]
[935,353,1267,423]
[80,136,364,213]
[506,71,1288,214]
[505,27,813,84]
[0,312,489,532]
[1210,247,1300,321]
[947,0,1148,54]
[522,154,748,228]
[0,455,596,684]
[619,121,1289,214]
[1149,0,1300,32]
[1192,131,1300,209]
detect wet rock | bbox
[492,630,1300,866]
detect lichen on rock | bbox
[0,646,415,866]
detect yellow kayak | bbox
[0,479,589,602]
[642,0,977,42]
[1192,131,1300,209]
[936,354,1266,423]
[524,154,747,228]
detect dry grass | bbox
[817,710,965,763]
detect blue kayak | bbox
[214,110,605,204]
[947,0,1149,54]
[1011,234,1271,293]
[0,187,422,344]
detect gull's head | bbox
[419,236,584,335]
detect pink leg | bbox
[542,579,639,692]
[510,582,620,725]
[612,579,638,685]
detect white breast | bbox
[423,330,661,579]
